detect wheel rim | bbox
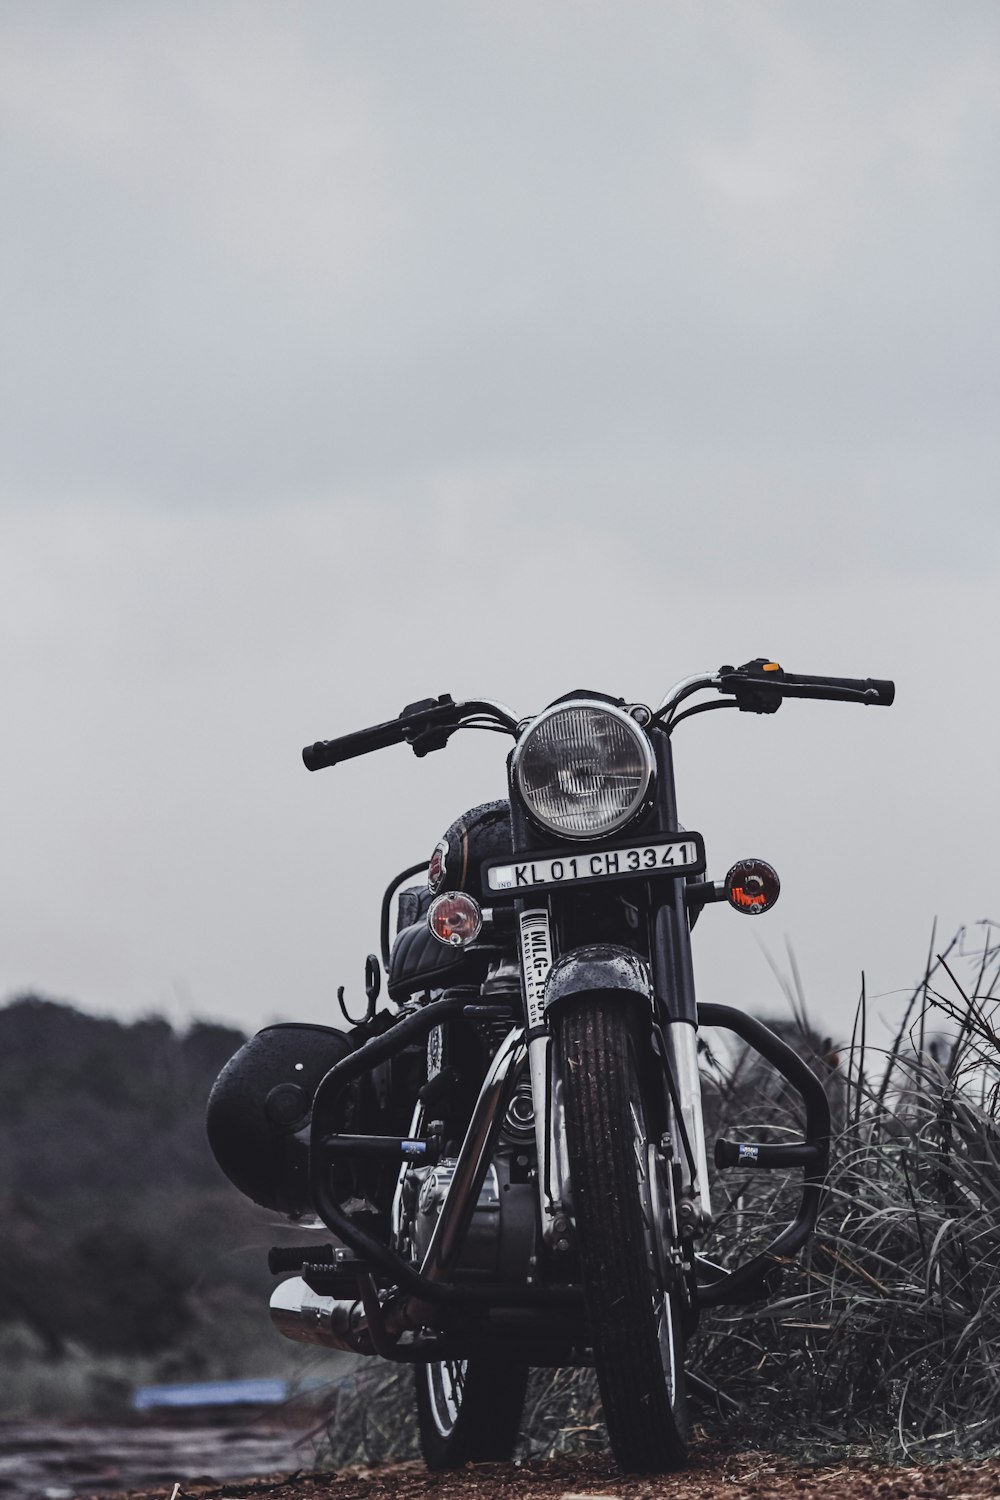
[426,1359,468,1439]
[655,1286,680,1403]
[630,1097,680,1405]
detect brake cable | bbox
[666,699,739,733]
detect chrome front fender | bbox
[542,943,654,1012]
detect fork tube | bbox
[651,723,680,831]
[507,790,570,1247]
[649,729,697,1026]
[649,727,712,1227]
[516,907,568,1246]
[651,887,713,1225]
[668,1020,713,1228]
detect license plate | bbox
[484,833,704,897]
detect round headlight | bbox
[513,700,655,841]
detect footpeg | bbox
[268,1243,337,1275]
[714,1139,824,1171]
[302,1257,374,1295]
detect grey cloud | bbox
[2,1,998,523]
[1,1,998,1041]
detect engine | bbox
[400,1152,536,1282]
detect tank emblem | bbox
[428,838,449,893]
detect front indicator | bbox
[428,892,483,946]
[725,859,780,915]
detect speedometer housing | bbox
[512,699,655,842]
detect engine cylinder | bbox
[408,1154,536,1281]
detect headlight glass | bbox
[514,701,654,840]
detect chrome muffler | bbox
[270,1275,366,1352]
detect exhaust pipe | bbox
[270,1275,366,1353]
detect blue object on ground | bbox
[132,1378,292,1410]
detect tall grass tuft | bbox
[697,921,1000,1458]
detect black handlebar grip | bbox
[302,717,407,771]
[778,673,895,706]
[865,678,895,706]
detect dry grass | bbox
[696,921,1000,1458]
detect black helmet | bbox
[206,1022,351,1216]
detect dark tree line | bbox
[0,995,269,1364]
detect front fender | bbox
[543,943,653,1012]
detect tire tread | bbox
[559,998,688,1472]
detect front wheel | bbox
[557,996,690,1472]
[414,1356,528,1470]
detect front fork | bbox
[665,1020,713,1234]
[519,908,574,1250]
[518,906,712,1251]
[652,873,713,1236]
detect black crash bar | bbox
[308,997,579,1308]
[695,1003,831,1308]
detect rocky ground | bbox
[0,1422,319,1500]
[81,1449,1000,1500]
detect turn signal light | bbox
[725,859,780,916]
[428,892,483,947]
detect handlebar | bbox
[715,660,895,713]
[303,716,408,771]
[303,663,895,770]
[767,671,895,706]
[302,696,518,771]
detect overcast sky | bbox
[2,1,998,1049]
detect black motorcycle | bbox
[207,658,894,1472]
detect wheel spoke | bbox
[415,1356,528,1470]
[427,1358,467,1437]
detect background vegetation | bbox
[0,996,304,1418]
[695,922,1000,1460]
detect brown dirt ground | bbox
[85,1448,1000,1500]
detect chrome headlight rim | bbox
[512,698,656,843]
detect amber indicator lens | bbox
[725,859,780,916]
[428,892,483,947]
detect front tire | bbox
[414,1356,528,1470]
[557,996,690,1472]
